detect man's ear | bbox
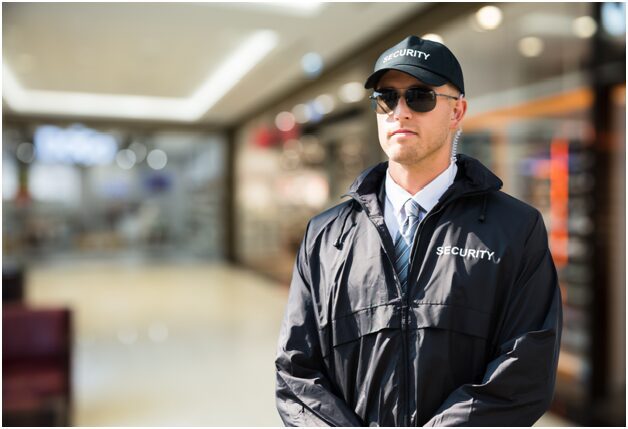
[451,97,467,129]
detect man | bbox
[275,35,562,426]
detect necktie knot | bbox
[405,199,422,219]
[400,199,423,244]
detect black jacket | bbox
[275,154,562,426]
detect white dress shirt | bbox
[384,161,458,240]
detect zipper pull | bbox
[401,306,408,330]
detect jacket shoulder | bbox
[307,198,356,239]
[489,190,547,242]
[491,190,541,218]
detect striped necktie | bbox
[393,199,424,290]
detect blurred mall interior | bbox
[2,2,626,426]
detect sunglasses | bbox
[369,87,461,114]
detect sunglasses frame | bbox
[369,87,462,114]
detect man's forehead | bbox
[377,70,441,89]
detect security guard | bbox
[275,35,562,427]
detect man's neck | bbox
[388,156,452,195]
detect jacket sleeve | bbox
[275,221,363,427]
[424,211,563,427]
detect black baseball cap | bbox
[364,35,465,95]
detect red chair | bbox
[2,305,72,426]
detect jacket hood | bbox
[347,154,503,200]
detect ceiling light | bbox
[188,30,279,116]
[223,2,323,17]
[2,66,193,120]
[518,37,544,57]
[275,111,296,131]
[148,322,169,343]
[475,6,503,30]
[421,33,444,43]
[2,30,279,122]
[147,149,168,170]
[572,16,597,38]
[468,13,486,33]
[339,82,365,103]
[301,52,324,77]
[306,100,323,123]
[116,149,137,170]
[16,142,35,163]
[314,94,335,114]
[266,2,323,15]
[601,2,625,37]
[129,141,147,163]
[292,103,312,124]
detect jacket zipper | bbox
[377,228,410,427]
[401,299,410,426]
[348,189,489,426]
[350,195,453,426]
[347,195,408,426]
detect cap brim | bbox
[364,64,449,89]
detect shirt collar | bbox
[385,160,458,215]
[385,168,411,216]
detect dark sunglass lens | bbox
[378,91,399,112]
[372,98,391,114]
[406,89,436,112]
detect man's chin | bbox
[387,150,418,165]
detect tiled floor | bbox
[24,259,575,426]
[26,260,287,426]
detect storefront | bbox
[3,122,228,263]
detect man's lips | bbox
[390,128,417,137]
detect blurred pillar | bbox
[224,126,237,264]
[589,2,626,425]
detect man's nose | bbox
[393,94,413,119]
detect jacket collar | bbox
[347,154,503,208]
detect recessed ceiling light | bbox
[572,16,597,38]
[268,2,322,12]
[338,82,365,103]
[275,111,296,131]
[518,37,544,58]
[314,94,335,114]
[602,2,626,37]
[220,2,323,17]
[16,142,35,163]
[147,149,168,170]
[2,30,279,122]
[301,52,324,77]
[475,6,503,31]
[129,141,147,163]
[188,30,279,116]
[116,149,137,170]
